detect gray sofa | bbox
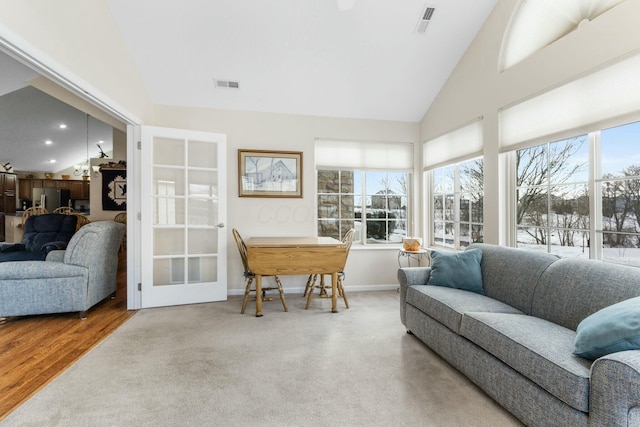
[398,243,640,427]
[0,221,125,319]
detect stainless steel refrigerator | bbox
[32,188,71,212]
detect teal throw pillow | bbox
[427,249,484,295]
[574,296,640,360]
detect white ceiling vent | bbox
[215,79,240,89]
[415,6,435,34]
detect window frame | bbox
[427,157,484,250]
[508,118,640,265]
[316,169,412,246]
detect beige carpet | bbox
[3,291,522,427]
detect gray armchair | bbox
[0,221,125,319]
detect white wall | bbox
[421,0,640,245]
[153,105,420,293]
[88,127,127,221]
[0,2,421,295]
[0,0,152,122]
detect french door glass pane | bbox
[188,140,218,168]
[154,137,184,165]
[188,228,218,254]
[152,259,173,286]
[188,170,217,196]
[188,198,218,226]
[154,228,184,256]
[154,167,185,196]
[154,197,185,225]
[197,256,219,282]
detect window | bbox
[315,138,413,244]
[600,121,640,265]
[431,158,484,249]
[317,170,409,244]
[513,120,640,266]
[515,136,589,256]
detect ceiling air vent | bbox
[215,79,240,89]
[415,6,435,34]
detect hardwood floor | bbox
[0,250,135,421]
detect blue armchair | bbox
[0,221,125,319]
[0,213,77,262]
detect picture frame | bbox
[238,149,303,198]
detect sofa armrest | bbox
[397,267,431,327]
[41,241,68,254]
[0,260,85,280]
[46,250,66,262]
[590,350,640,426]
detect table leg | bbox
[331,271,338,313]
[255,274,263,317]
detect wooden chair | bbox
[53,207,74,215]
[70,213,91,231]
[113,212,126,251]
[232,228,287,314]
[18,206,48,229]
[304,228,355,309]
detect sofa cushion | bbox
[406,285,522,334]
[427,249,484,294]
[574,296,640,360]
[460,312,592,412]
[467,243,559,315]
[531,258,640,331]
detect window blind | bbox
[315,139,413,171]
[500,53,640,149]
[423,119,483,170]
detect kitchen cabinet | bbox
[18,178,31,200]
[56,181,71,190]
[70,181,90,199]
[0,173,17,214]
[18,178,89,203]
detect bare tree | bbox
[516,138,586,226]
[622,165,640,237]
[515,139,588,247]
[602,176,631,246]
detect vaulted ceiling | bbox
[106,0,497,122]
[1,0,497,172]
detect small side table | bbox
[397,248,431,267]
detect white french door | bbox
[140,126,227,308]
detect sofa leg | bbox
[79,311,87,320]
[406,329,413,335]
[110,291,116,299]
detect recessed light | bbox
[98,140,104,144]
[58,124,67,129]
[49,159,56,163]
[45,140,52,145]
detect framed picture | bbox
[238,149,303,198]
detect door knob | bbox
[215,222,225,228]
